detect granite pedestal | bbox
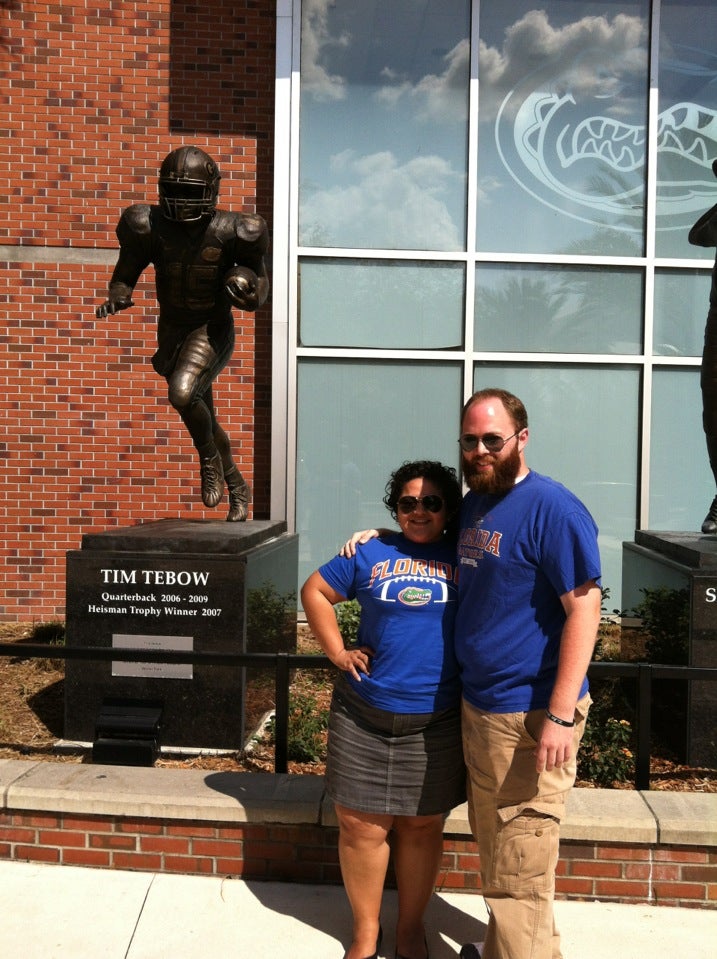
[64,519,298,752]
[623,530,717,766]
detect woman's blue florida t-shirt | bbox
[319,533,460,713]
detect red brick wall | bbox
[0,1,277,620]
[0,813,715,908]
[445,837,717,907]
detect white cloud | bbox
[478,10,648,122]
[477,174,504,207]
[376,39,470,124]
[301,6,648,123]
[329,149,356,173]
[301,151,463,250]
[301,0,349,101]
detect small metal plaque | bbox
[112,634,194,680]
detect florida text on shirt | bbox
[457,525,503,567]
[367,556,458,605]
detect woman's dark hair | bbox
[383,460,462,540]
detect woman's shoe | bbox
[345,924,383,959]
[395,935,428,959]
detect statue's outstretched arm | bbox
[96,205,152,318]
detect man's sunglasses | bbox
[458,430,519,453]
[397,495,445,514]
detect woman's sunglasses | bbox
[397,495,444,514]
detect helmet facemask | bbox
[158,147,221,222]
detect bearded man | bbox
[456,388,601,959]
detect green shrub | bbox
[578,716,634,786]
[582,603,637,787]
[269,690,329,763]
[630,585,690,759]
[632,586,689,665]
[246,582,296,654]
[30,620,65,646]
[336,599,361,646]
[594,586,626,661]
[599,585,623,618]
[25,620,66,672]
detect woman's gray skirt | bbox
[325,676,466,816]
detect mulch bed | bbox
[0,622,715,790]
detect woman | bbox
[301,460,464,959]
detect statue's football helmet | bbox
[158,146,221,222]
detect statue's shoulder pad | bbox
[118,204,153,235]
[214,209,268,245]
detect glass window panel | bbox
[649,368,713,530]
[298,0,470,252]
[296,361,462,596]
[475,264,642,353]
[476,0,649,256]
[653,269,711,357]
[471,363,639,608]
[299,259,465,348]
[656,1,717,258]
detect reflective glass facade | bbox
[273,0,717,606]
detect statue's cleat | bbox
[226,476,250,522]
[200,451,224,508]
[702,495,717,534]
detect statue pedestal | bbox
[622,530,717,766]
[64,519,298,752]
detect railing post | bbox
[635,663,652,790]
[274,652,290,774]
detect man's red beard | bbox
[462,442,522,495]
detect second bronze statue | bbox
[96,146,270,521]
[689,158,717,534]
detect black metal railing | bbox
[1,642,715,790]
[587,660,716,789]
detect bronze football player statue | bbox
[97,146,269,521]
[689,159,717,534]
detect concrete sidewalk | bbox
[0,860,715,959]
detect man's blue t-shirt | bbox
[455,470,601,713]
[319,533,460,713]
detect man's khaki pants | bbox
[461,694,590,959]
